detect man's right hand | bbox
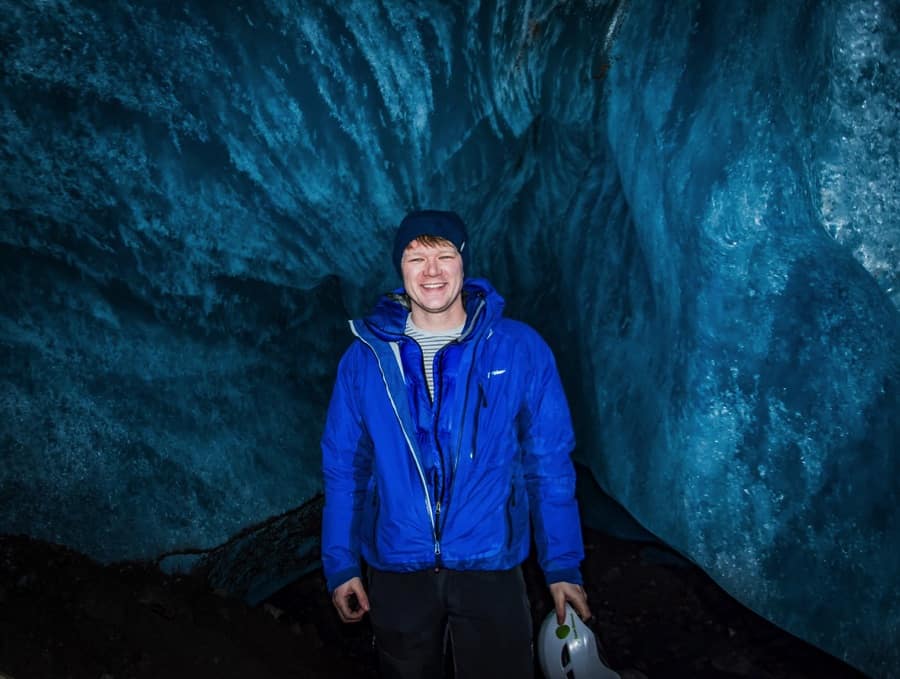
[331,576,370,623]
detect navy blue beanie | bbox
[392,210,469,277]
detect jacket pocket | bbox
[472,380,487,459]
[504,482,516,550]
[367,480,381,561]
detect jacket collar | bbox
[353,278,504,344]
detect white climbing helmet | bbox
[537,603,621,679]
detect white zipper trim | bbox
[389,341,405,379]
[349,321,436,532]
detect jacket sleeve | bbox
[520,332,585,586]
[321,343,374,592]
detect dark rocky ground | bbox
[0,526,867,679]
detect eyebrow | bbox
[405,248,457,256]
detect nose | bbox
[425,257,440,275]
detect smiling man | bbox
[400,234,466,330]
[321,210,589,679]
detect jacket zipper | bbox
[349,294,488,568]
[434,501,442,563]
[432,295,489,565]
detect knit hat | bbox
[392,210,469,277]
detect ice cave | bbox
[1,1,898,677]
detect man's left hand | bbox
[549,581,591,624]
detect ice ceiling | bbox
[1,1,898,676]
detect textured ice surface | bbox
[1,1,897,676]
[592,4,899,676]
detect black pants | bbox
[367,566,534,679]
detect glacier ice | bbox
[0,1,897,676]
[589,3,899,675]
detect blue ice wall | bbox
[1,1,898,676]
[587,3,899,676]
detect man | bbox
[321,209,590,678]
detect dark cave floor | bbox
[0,526,866,679]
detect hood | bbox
[356,277,505,342]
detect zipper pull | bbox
[434,538,442,572]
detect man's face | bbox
[401,238,465,327]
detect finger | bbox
[334,580,370,623]
[334,593,365,623]
[332,592,348,621]
[352,583,371,613]
[332,588,354,621]
[344,583,369,622]
[343,605,366,622]
[571,588,592,621]
[554,590,568,624]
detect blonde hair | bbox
[405,234,456,250]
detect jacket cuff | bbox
[326,565,362,593]
[544,567,583,586]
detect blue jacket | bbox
[321,278,584,592]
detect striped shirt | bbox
[405,315,464,401]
